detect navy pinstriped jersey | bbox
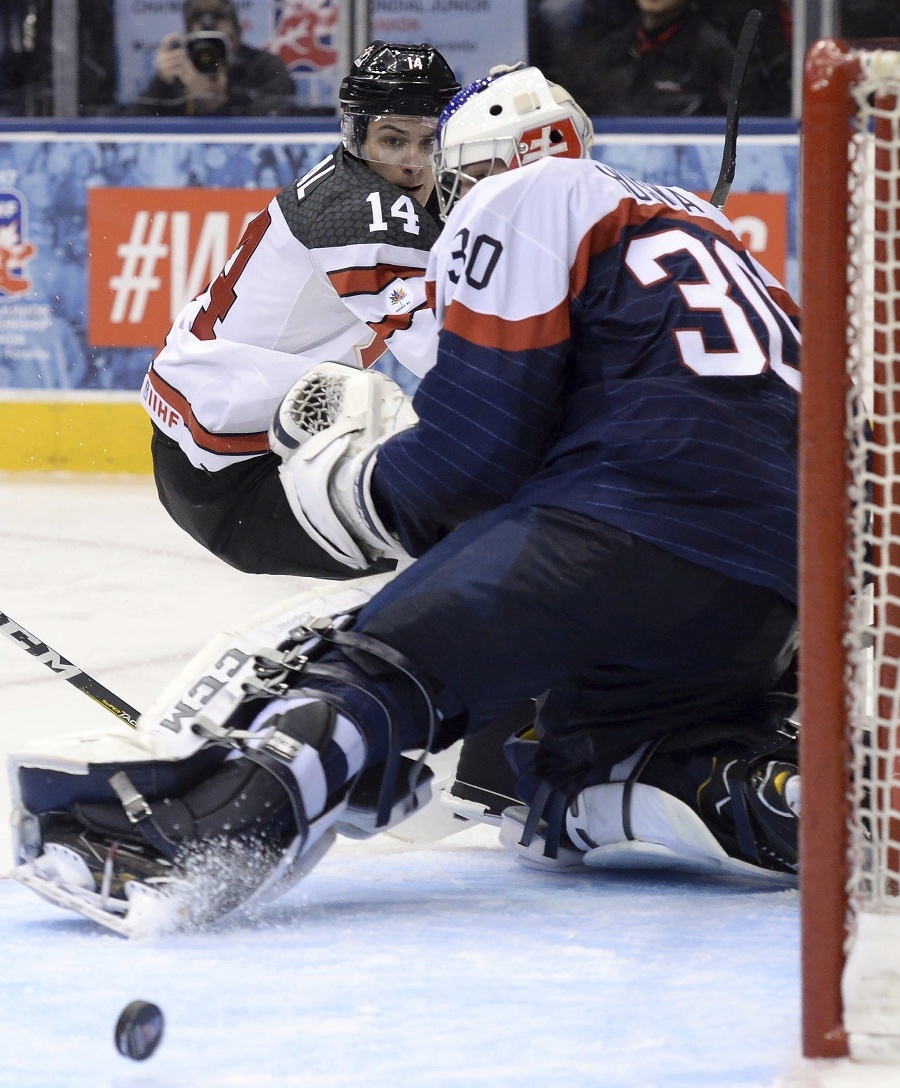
[373,156,801,603]
[142,147,441,472]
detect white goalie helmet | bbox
[433,63,594,219]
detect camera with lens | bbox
[185,14,230,74]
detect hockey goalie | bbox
[7,350,799,940]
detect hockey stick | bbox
[710,8,762,211]
[0,610,139,728]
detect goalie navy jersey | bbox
[374,156,801,604]
[142,147,441,471]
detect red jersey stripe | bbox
[328,265,426,298]
[146,368,269,456]
[441,297,570,352]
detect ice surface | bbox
[0,474,872,1087]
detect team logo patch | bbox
[0,187,36,297]
[519,117,585,166]
[388,285,411,311]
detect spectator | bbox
[128,0,297,117]
[561,0,739,117]
[0,0,52,116]
[528,0,633,73]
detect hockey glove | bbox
[270,363,416,570]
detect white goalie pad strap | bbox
[241,696,367,821]
[247,696,368,780]
[136,570,398,761]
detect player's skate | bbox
[438,707,532,829]
[500,731,800,885]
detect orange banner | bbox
[699,191,788,285]
[87,186,789,350]
[88,187,278,348]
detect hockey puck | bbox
[114,1000,164,1061]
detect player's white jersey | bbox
[142,148,441,472]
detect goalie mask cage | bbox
[800,39,900,1062]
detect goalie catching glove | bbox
[270,362,417,570]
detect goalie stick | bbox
[0,610,139,728]
[710,8,762,211]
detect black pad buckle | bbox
[108,771,153,824]
[263,730,303,763]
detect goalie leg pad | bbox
[501,731,800,885]
[11,697,371,936]
[135,568,397,762]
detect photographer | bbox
[128,0,296,117]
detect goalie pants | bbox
[323,504,796,771]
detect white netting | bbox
[846,51,900,918]
[286,372,346,436]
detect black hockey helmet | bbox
[339,41,460,120]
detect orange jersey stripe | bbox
[435,199,773,355]
[765,283,800,319]
[441,298,570,352]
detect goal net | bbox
[800,39,900,1062]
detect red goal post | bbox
[800,39,900,1062]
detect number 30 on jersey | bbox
[625,227,800,391]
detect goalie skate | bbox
[499,795,797,885]
[11,802,346,939]
[11,826,187,939]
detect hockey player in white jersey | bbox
[142,41,459,578]
[10,66,800,938]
